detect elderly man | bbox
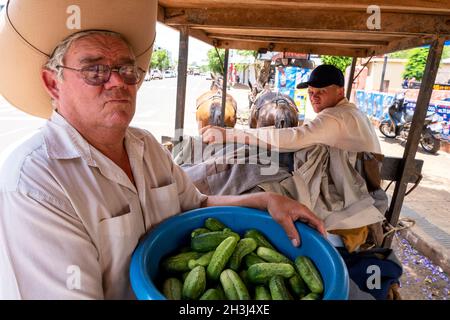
[201,64,381,154]
[0,2,324,300]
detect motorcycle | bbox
[379,93,442,154]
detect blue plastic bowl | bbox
[130,206,349,300]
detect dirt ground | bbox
[393,233,449,300]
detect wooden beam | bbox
[159,1,450,14]
[209,34,388,47]
[368,35,436,56]
[199,27,406,41]
[164,8,450,36]
[157,5,165,23]
[186,28,215,46]
[174,26,189,142]
[383,37,445,248]
[214,39,368,57]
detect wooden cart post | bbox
[174,26,189,143]
[383,38,445,248]
[346,57,357,100]
[220,49,230,127]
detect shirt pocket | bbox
[145,182,181,229]
[98,210,145,299]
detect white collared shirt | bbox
[0,111,207,299]
[241,98,381,154]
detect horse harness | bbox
[196,91,237,113]
[251,93,297,120]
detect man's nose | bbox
[105,71,126,88]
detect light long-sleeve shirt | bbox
[240,98,381,154]
[0,111,207,299]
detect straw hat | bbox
[0,0,157,118]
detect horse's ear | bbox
[248,80,253,91]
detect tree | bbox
[402,48,429,81]
[207,48,225,76]
[320,56,353,73]
[150,49,170,71]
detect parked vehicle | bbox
[379,93,441,154]
[150,69,163,80]
[164,70,176,78]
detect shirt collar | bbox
[42,111,145,167]
[336,97,350,107]
[43,111,95,165]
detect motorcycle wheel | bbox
[420,130,440,154]
[379,120,396,138]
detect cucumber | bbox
[244,229,275,250]
[188,251,215,269]
[161,251,203,273]
[254,285,272,300]
[239,269,252,290]
[269,275,293,300]
[191,228,210,238]
[207,236,238,281]
[247,263,295,284]
[288,273,309,298]
[301,292,321,300]
[182,266,206,300]
[220,269,250,300]
[205,217,228,231]
[244,252,267,268]
[256,247,292,265]
[199,288,224,300]
[229,238,258,271]
[295,256,324,294]
[191,230,240,252]
[162,277,182,300]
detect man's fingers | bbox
[199,125,212,135]
[275,215,301,247]
[296,206,327,237]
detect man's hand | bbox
[204,192,326,248]
[265,193,326,247]
[199,125,226,144]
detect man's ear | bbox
[41,69,60,101]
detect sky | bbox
[155,22,213,65]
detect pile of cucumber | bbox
[159,217,324,300]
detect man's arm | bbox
[200,115,342,152]
[201,192,326,247]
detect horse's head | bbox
[210,73,223,91]
[248,81,267,109]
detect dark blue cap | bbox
[297,64,345,89]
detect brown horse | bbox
[196,75,237,130]
[248,82,298,129]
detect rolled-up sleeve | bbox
[0,190,103,299]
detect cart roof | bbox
[158,0,450,57]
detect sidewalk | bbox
[377,128,450,275]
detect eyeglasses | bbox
[56,64,146,86]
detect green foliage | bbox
[402,48,429,81]
[151,49,170,71]
[236,50,258,58]
[320,56,353,73]
[207,48,225,76]
[388,49,411,59]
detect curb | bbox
[398,226,450,275]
